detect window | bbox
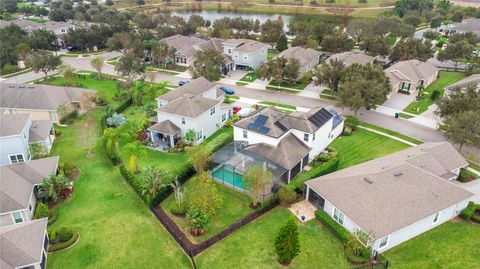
[227,48,232,54]
[433,212,440,224]
[181,117,186,125]
[401,82,410,91]
[210,107,216,116]
[244,55,248,60]
[49,111,57,121]
[333,208,344,225]
[312,133,316,141]
[304,133,309,142]
[222,113,227,122]
[379,236,388,249]
[29,203,33,213]
[243,130,248,138]
[9,154,24,164]
[23,131,27,141]
[196,129,203,142]
[234,53,238,59]
[9,109,16,114]
[12,212,23,223]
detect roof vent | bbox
[363,177,374,184]
[432,192,439,197]
[8,85,15,88]
[32,124,37,128]
[19,86,25,88]
[394,171,403,177]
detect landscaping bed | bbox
[48,227,80,253]
[458,168,478,183]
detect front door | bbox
[308,188,325,209]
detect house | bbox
[305,142,473,254]
[0,83,95,124]
[229,106,344,183]
[447,19,480,37]
[445,74,480,95]
[327,51,374,67]
[0,218,49,269]
[274,47,322,78]
[161,34,233,73]
[384,60,439,96]
[149,77,231,149]
[223,39,268,70]
[0,156,59,226]
[0,114,55,165]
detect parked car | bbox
[67,45,80,52]
[237,108,255,118]
[220,86,235,95]
[233,107,242,114]
[179,80,189,86]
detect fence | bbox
[151,202,277,259]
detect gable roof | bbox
[234,107,335,138]
[224,39,268,53]
[306,142,472,239]
[385,60,438,87]
[0,157,59,214]
[29,120,54,142]
[162,34,206,51]
[158,94,221,118]
[245,133,311,169]
[445,74,480,92]
[0,114,30,137]
[0,218,48,269]
[327,51,374,67]
[149,120,181,135]
[0,83,95,111]
[450,19,480,36]
[157,77,216,102]
[275,47,322,67]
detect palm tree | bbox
[123,141,147,173]
[141,166,165,202]
[99,127,122,156]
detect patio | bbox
[289,200,317,222]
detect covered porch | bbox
[148,120,182,151]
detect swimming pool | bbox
[212,165,246,190]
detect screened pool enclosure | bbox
[210,142,288,200]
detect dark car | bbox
[67,45,80,52]
[220,86,235,95]
[178,80,189,86]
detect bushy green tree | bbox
[274,217,300,265]
[190,48,225,81]
[243,164,272,207]
[27,50,62,78]
[187,172,223,216]
[276,34,288,52]
[313,59,346,94]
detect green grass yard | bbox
[358,121,423,145]
[160,177,252,243]
[195,207,350,269]
[47,111,191,269]
[384,221,480,269]
[258,101,296,110]
[267,50,279,60]
[403,71,466,115]
[329,129,410,169]
[267,71,314,90]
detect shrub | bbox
[345,246,369,264]
[225,114,240,128]
[48,228,57,242]
[49,232,79,252]
[430,90,440,101]
[109,151,121,165]
[59,162,78,179]
[274,217,300,265]
[2,64,17,73]
[59,110,78,125]
[170,203,188,216]
[472,214,480,224]
[48,211,59,226]
[277,187,297,206]
[259,193,279,209]
[460,201,476,220]
[286,173,310,193]
[34,203,49,219]
[344,115,359,130]
[317,153,332,162]
[186,209,211,236]
[343,126,352,136]
[315,210,351,243]
[93,95,107,106]
[307,157,339,178]
[55,129,62,137]
[114,97,133,113]
[58,227,73,242]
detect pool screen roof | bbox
[211,142,288,179]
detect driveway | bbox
[383,92,416,110]
[453,180,480,204]
[298,83,324,98]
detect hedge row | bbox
[287,157,340,193]
[460,201,480,223]
[114,97,133,113]
[315,210,351,243]
[48,232,79,253]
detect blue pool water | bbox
[212,165,245,190]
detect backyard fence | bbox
[152,201,277,259]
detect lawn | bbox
[47,110,191,269]
[267,71,314,90]
[27,18,49,23]
[358,121,423,145]
[237,71,257,86]
[160,177,253,243]
[258,101,296,110]
[384,221,480,269]
[403,71,466,115]
[267,50,279,60]
[195,207,350,269]
[329,129,410,169]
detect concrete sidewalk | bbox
[374,106,439,129]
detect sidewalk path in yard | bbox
[467,167,480,177]
[358,126,419,147]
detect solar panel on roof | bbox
[259,126,270,133]
[248,115,269,132]
[308,108,333,127]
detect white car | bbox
[237,108,256,118]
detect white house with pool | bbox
[305,142,473,254]
[210,106,344,198]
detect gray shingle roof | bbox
[385,60,438,87]
[275,47,322,68]
[0,83,96,111]
[162,34,205,50]
[29,120,54,142]
[149,120,180,135]
[306,142,472,239]
[224,39,268,53]
[245,133,311,169]
[450,19,480,36]
[327,51,374,66]
[0,218,48,269]
[0,114,30,137]
[0,157,59,214]
[158,94,220,118]
[445,74,480,92]
[158,77,216,102]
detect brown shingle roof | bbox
[149,120,180,135]
[158,94,220,118]
[158,77,216,102]
[275,47,322,68]
[385,60,438,87]
[306,142,472,239]
[327,51,374,66]
[0,218,48,269]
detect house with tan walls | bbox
[384,60,439,97]
[0,83,95,124]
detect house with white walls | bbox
[223,39,268,70]
[0,114,55,166]
[305,142,473,254]
[149,77,231,149]
[231,106,344,182]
